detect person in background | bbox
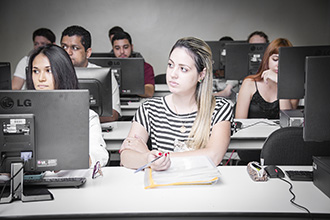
[247,31,269,43]
[26,44,109,167]
[61,25,121,122]
[111,31,155,98]
[12,28,56,90]
[235,38,298,119]
[235,38,299,164]
[119,37,233,171]
[108,26,124,47]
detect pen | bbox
[134,155,163,173]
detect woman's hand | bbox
[120,135,149,154]
[261,69,278,84]
[148,150,171,171]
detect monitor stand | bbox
[0,162,53,203]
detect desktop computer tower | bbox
[313,156,330,199]
[280,109,304,127]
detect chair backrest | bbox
[154,73,166,84]
[261,127,330,165]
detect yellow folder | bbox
[144,156,220,189]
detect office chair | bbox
[154,73,166,84]
[260,126,330,165]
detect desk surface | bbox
[103,119,280,151]
[232,119,280,139]
[1,166,329,219]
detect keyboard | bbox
[23,177,87,188]
[285,170,313,181]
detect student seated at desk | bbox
[120,37,233,171]
[111,31,155,98]
[235,38,299,164]
[61,25,121,123]
[25,44,109,167]
[235,38,299,119]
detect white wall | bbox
[0,0,329,76]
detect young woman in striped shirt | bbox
[120,37,233,171]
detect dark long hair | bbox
[26,44,79,90]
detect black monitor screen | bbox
[206,40,246,77]
[88,57,144,96]
[0,90,90,173]
[303,56,330,142]
[75,67,113,117]
[0,62,11,90]
[206,41,224,72]
[225,43,268,80]
[278,45,330,99]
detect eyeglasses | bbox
[92,161,103,179]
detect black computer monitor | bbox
[75,67,113,117]
[206,40,246,76]
[0,62,11,90]
[278,45,330,99]
[303,56,330,142]
[90,52,113,57]
[206,41,224,73]
[88,57,145,96]
[225,43,269,80]
[0,90,90,173]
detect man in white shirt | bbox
[12,28,56,90]
[60,25,121,122]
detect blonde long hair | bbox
[170,37,215,150]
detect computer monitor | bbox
[88,57,145,96]
[90,52,113,57]
[303,56,330,142]
[75,67,113,117]
[0,62,11,90]
[0,90,90,173]
[206,40,246,77]
[278,45,330,99]
[206,41,224,73]
[225,43,269,80]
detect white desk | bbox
[229,119,280,150]
[154,84,170,97]
[1,166,329,219]
[103,119,280,151]
[120,84,170,117]
[120,101,142,116]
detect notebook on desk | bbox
[144,156,220,189]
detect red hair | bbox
[246,38,293,81]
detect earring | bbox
[199,79,203,83]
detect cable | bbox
[0,161,26,202]
[0,154,7,167]
[224,150,236,166]
[238,120,278,131]
[279,177,314,220]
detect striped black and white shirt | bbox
[133,96,233,152]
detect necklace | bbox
[172,99,195,134]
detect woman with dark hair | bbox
[120,37,233,171]
[26,44,109,167]
[235,38,299,119]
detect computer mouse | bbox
[235,121,242,129]
[265,165,285,178]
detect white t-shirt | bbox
[87,62,121,116]
[13,56,29,90]
[89,109,109,167]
